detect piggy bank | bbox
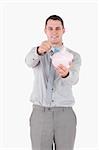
[51,48,73,68]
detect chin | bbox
[50,41,59,45]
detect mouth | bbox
[51,36,59,40]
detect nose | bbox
[52,30,58,35]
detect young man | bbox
[25,15,81,150]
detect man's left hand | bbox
[55,64,69,78]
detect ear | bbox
[63,28,65,34]
[44,28,46,34]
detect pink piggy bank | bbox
[51,50,73,68]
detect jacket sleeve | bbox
[25,47,40,68]
[61,52,81,85]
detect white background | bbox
[0,1,98,150]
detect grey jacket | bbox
[25,46,81,107]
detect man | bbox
[25,15,81,150]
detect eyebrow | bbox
[47,26,61,29]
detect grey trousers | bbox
[29,105,77,150]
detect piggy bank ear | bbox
[68,61,73,68]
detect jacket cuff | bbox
[37,46,46,56]
[61,72,69,78]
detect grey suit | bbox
[25,46,81,107]
[25,45,81,150]
[30,105,77,150]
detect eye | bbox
[56,27,61,30]
[48,27,53,31]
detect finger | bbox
[40,45,50,52]
[59,64,70,72]
[57,64,67,72]
[43,43,51,49]
[56,67,65,74]
[47,40,52,47]
[42,41,51,49]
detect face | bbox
[44,19,65,46]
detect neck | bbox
[51,42,63,48]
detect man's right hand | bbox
[37,41,51,55]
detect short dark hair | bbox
[45,15,64,28]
